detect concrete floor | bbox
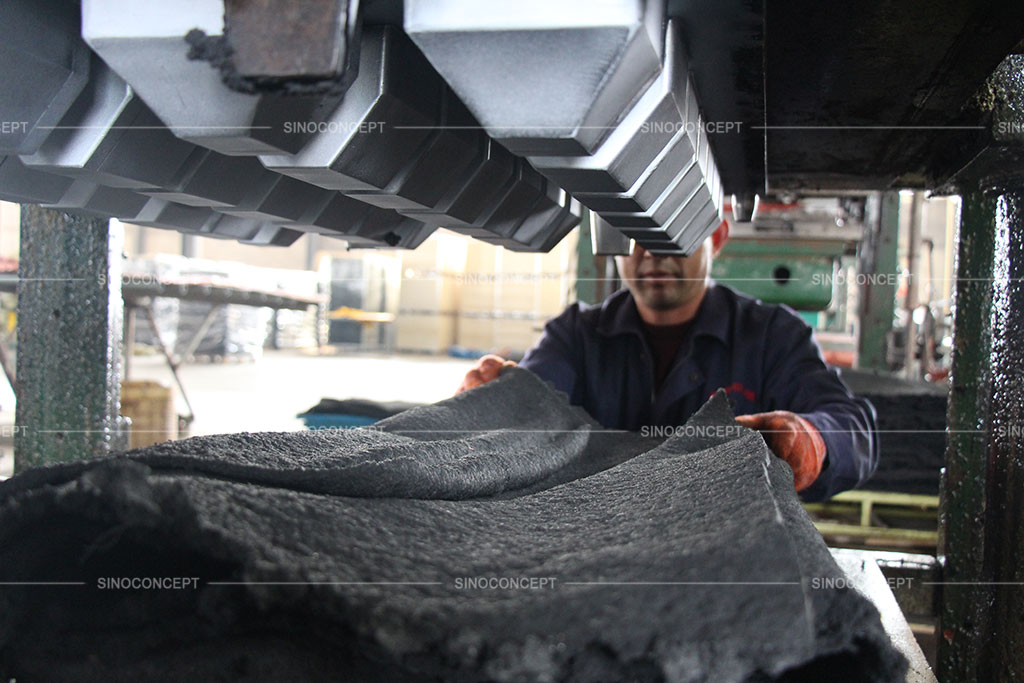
[0,350,476,477]
[129,349,476,437]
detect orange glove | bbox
[735,411,826,491]
[455,355,517,394]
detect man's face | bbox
[615,240,712,311]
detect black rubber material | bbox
[0,369,907,681]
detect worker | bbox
[456,220,877,501]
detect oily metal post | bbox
[939,187,1024,681]
[14,206,124,471]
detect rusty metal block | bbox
[260,26,443,193]
[225,0,359,83]
[82,0,352,155]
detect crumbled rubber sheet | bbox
[0,368,906,681]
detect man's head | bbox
[615,220,730,324]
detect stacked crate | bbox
[394,232,464,353]
[395,230,576,356]
[456,233,575,356]
[120,380,177,449]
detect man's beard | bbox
[633,277,696,310]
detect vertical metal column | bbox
[14,206,124,471]
[903,191,923,379]
[575,210,601,305]
[857,191,900,371]
[939,188,1024,681]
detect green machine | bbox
[711,237,854,328]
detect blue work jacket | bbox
[519,283,878,501]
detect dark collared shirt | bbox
[519,283,878,501]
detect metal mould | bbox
[20,57,198,191]
[601,156,704,228]
[572,56,702,216]
[348,89,486,212]
[451,159,550,241]
[0,0,90,155]
[405,0,666,156]
[130,199,303,247]
[43,180,151,220]
[237,225,305,247]
[189,214,301,247]
[343,222,437,250]
[218,175,336,226]
[130,199,220,232]
[82,0,353,155]
[624,188,722,256]
[528,20,689,195]
[140,152,283,209]
[503,189,578,252]
[0,156,74,205]
[296,192,437,249]
[529,196,584,253]
[476,180,583,252]
[401,138,518,230]
[592,216,633,256]
[260,26,444,193]
[573,125,695,214]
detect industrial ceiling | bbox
[2,0,1023,252]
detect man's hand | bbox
[735,411,826,491]
[456,355,517,394]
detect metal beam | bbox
[857,192,900,371]
[574,211,600,305]
[939,187,1024,681]
[14,206,124,471]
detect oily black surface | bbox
[0,369,906,681]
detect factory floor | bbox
[129,348,476,437]
[0,349,476,477]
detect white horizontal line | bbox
[207,581,443,586]
[754,125,985,131]
[0,581,86,586]
[562,581,801,586]
[923,581,1024,586]
[38,126,274,131]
